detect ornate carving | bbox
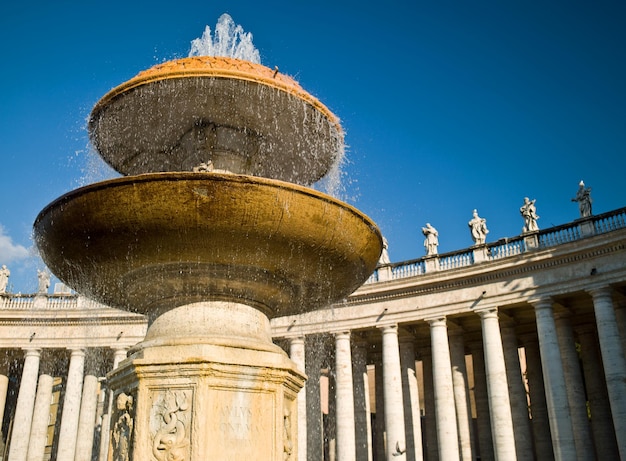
[111,392,135,461]
[283,406,293,460]
[151,389,191,461]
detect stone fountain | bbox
[33,43,382,459]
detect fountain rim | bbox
[34,171,379,232]
[88,56,343,138]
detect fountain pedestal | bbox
[107,302,305,460]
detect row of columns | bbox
[286,285,625,461]
[3,347,127,461]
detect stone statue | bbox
[520,197,539,232]
[421,223,439,255]
[378,236,391,265]
[37,270,50,295]
[112,393,134,461]
[0,265,9,294]
[572,180,592,218]
[468,209,489,245]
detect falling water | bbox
[189,13,261,64]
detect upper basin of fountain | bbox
[88,56,344,186]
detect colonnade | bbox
[0,346,127,461]
[281,285,626,461]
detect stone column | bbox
[99,348,128,461]
[420,348,438,461]
[427,317,460,460]
[588,287,626,460]
[469,342,494,461]
[554,311,594,460]
[8,348,41,461]
[500,325,533,461]
[335,331,356,460]
[290,337,307,461]
[75,351,101,461]
[353,338,373,461]
[532,298,577,461]
[476,308,517,461]
[0,359,10,444]
[373,352,386,460]
[576,325,619,461]
[381,324,407,460]
[26,357,54,461]
[520,335,554,461]
[305,336,324,461]
[614,302,626,355]
[448,328,474,461]
[399,336,423,461]
[56,348,86,461]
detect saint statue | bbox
[0,265,10,293]
[520,197,539,232]
[378,236,391,265]
[422,223,439,255]
[37,270,50,295]
[468,209,489,245]
[572,180,592,218]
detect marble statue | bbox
[112,393,134,461]
[572,180,592,218]
[37,270,50,295]
[468,209,489,245]
[520,197,540,232]
[378,236,391,265]
[422,223,439,255]
[0,265,9,293]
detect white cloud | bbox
[0,225,30,264]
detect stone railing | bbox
[368,206,626,284]
[0,294,108,310]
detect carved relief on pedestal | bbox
[150,389,192,461]
[283,406,293,460]
[111,391,135,461]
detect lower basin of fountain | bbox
[34,171,382,317]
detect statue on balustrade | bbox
[378,236,391,265]
[0,265,9,293]
[520,197,540,232]
[37,269,50,295]
[468,209,489,245]
[422,223,439,255]
[572,180,592,218]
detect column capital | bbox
[425,316,447,327]
[22,348,42,357]
[529,297,553,310]
[334,330,351,340]
[378,323,399,334]
[474,306,499,319]
[288,336,305,346]
[588,285,613,301]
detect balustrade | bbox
[361,206,626,285]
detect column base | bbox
[106,301,306,461]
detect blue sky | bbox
[1,1,625,294]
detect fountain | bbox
[33,17,382,460]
